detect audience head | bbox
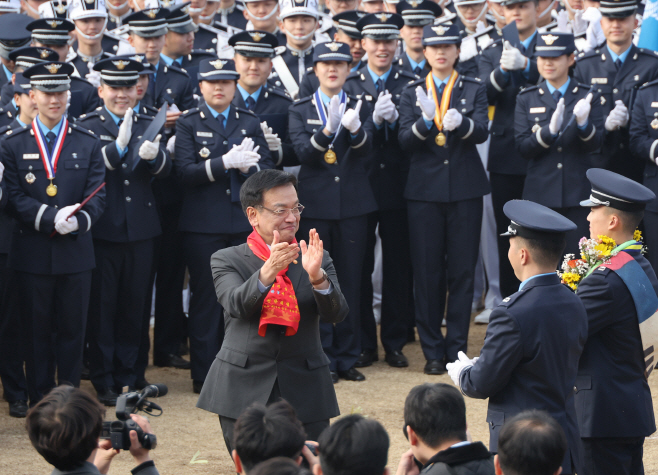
[250,457,313,475]
[495,410,566,475]
[233,400,307,474]
[315,414,389,475]
[26,385,106,471]
[403,383,467,464]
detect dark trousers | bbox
[553,206,590,257]
[298,216,368,372]
[183,231,249,383]
[490,173,524,299]
[18,270,91,404]
[644,210,658,273]
[407,198,482,362]
[582,437,645,475]
[88,239,154,391]
[360,209,414,354]
[0,253,28,402]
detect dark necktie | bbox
[46,131,56,155]
[615,58,622,71]
[246,96,256,111]
[414,66,422,76]
[552,90,561,104]
[217,114,225,133]
[118,118,123,127]
[376,78,385,94]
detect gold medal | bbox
[25,172,36,184]
[426,70,458,150]
[46,179,57,197]
[652,118,658,130]
[435,132,446,147]
[324,149,337,164]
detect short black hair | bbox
[604,207,644,234]
[497,410,567,475]
[516,236,566,268]
[240,169,298,214]
[404,383,467,448]
[249,457,312,475]
[26,385,106,471]
[234,400,307,472]
[317,414,389,475]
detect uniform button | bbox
[28,165,33,170]
[126,196,131,202]
[147,202,152,207]
[226,189,231,195]
[557,163,563,169]
[74,164,79,169]
[122,163,128,169]
[461,108,466,113]
[380,163,385,169]
[574,386,577,392]
[223,140,228,145]
[557,147,562,153]
[334,176,340,182]
[613,88,618,94]
[124,180,129,186]
[444,160,449,165]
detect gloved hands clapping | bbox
[442,109,463,131]
[446,351,477,386]
[116,108,133,150]
[573,93,593,127]
[139,134,161,161]
[341,99,362,134]
[416,86,436,121]
[260,121,282,151]
[325,95,344,134]
[373,92,398,125]
[549,97,565,135]
[501,40,528,71]
[605,100,629,131]
[222,137,260,173]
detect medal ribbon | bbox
[313,88,347,144]
[425,70,458,132]
[32,117,68,180]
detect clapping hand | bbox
[0,161,4,183]
[442,109,463,131]
[259,230,300,286]
[573,93,593,127]
[116,108,133,150]
[341,99,362,134]
[260,121,282,152]
[300,228,325,285]
[549,98,565,135]
[500,41,528,71]
[139,134,161,161]
[416,86,436,121]
[325,95,344,135]
[446,351,476,386]
[605,100,629,131]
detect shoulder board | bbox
[640,78,658,89]
[472,24,494,39]
[460,76,482,84]
[576,83,593,91]
[70,123,98,137]
[267,87,293,101]
[346,71,360,80]
[0,124,11,135]
[165,65,191,78]
[499,291,524,308]
[103,29,124,42]
[190,49,217,58]
[75,111,97,121]
[182,107,201,116]
[517,84,539,95]
[637,48,658,58]
[406,77,425,87]
[397,69,416,80]
[234,107,257,117]
[4,126,29,137]
[576,48,599,61]
[274,45,287,56]
[134,113,154,121]
[293,95,313,106]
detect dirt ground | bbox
[3,319,658,475]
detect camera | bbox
[101,384,167,450]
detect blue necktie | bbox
[376,78,385,94]
[414,66,422,76]
[246,96,256,111]
[217,114,225,133]
[552,90,561,104]
[46,131,56,155]
[615,58,622,71]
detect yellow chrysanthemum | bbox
[634,229,643,242]
[561,273,581,284]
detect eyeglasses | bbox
[259,204,305,218]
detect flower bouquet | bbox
[558,235,617,291]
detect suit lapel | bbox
[357,66,379,98]
[100,107,120,137]
[537,81,558,113]
[614,44,638,86]
[201,103,229,137]
[224,107,240,138]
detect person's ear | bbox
[494,454,503,475]
[296,455,303,466]
[407,425,419,446]
[382,467,390,475]
[232,450,243,474]
[247,207,259,228]
[313,463,323,475]
[127,34,134,47]
[555,466,563,475]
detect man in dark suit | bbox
[575,169,657,475]
[449,200,587,475]
[196,169,348,452]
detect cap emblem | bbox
[541,34,559,45]
[378,12,389,22]
[250,31,263,41]
[56,2,67,12]
[49,20,62,28]
[130,54,143,62]
[409,0,420,6]
[145,8,158,18]
[181,4,190,13]
[209,59,226,69]
[46,63,62,74]
[432,25,445,35]
[112,60,130,70]
[326,42,341,51]
[38,49,50,59]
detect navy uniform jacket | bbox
[135,102,159,117]
[214,4,248,29]
[574,249,657,438]
[478,37,540,175]
[194,23,225,52]
[395,54,431,78]
[2,121,105,275]
[69,76,103,120]
[574,44,658,182]
[231,86,298,167]
[398,75,490,202]
[514,81,603,208]
[174,103,274,234]
[268,46,314,90]
[344,65,416,210]
[630,79,658,213]
[288,93,376,220]
[143,59,196,112]
[0,101,17,127]
[76,107,171,243]
[460,274,587,474]
[0,120,24,253]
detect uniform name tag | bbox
[196,131,213,137]
[307,119,323,125]
[591,78,608,84]
[22,153,39,159]
[365,95,373,101]
[100,135,115,141]
[530,107,546,113]
[652,102,658,108]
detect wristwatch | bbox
[310,268,328,286]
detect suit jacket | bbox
[460,274,587,475]
[143,59,196,112]
[76,107,171,242]
[174,103,274,234]
[574,43,658,182]
[574,249,657,438]
[478,37,541,175]
[196,242,348,422]
[288,93,376,220]
[398,74,490,203]
[2,121,105,275]
[629,79,658,213]
[515,80,603,208]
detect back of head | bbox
[26,385,105,471]
[497,410,567,475]
[404,383,467,448]
[317,414,389,475]
[249,457,313,475]
[234,400,307,472]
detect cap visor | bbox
[580,198,597,207]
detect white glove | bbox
[549,97,565,135]
[416,86,436,121]
[573,93,593,127]
[260,121,282,151]
[54,204,78,225]
[573,10,588,35]
[584,7,605,53]
[222,145,260,172]
[341,100,362,134]
[443,109,463,131]
[116,108,133,150]
[168,103,180,114]
[459,36,479,62]
[66,90,71,113]
[85,62,101,88]
[325,95,343,134]
[605,100,629,131]
[475,20,487,34]
[555,10,572,33]
[446,351,476,386]
[500,41,528,71]
[0,161,4,183]
[139,133,161,161]
[373,92,393,126]
[382,101,399,124]
[55,215,79,235]
[166,135,176,158]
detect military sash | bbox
[425,70,458,146]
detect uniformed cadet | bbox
[324,0,359,17]
[0,47,60,111]
[487,0,507,34]
[213,0,247,29]
[126,53,159,116]
[340,13,414,369]
[174,58,273,392]
[398,22,489,374]
[452,0,502,77]
[478,0,541,298]
[299,10,367,98]
[193,7,229,53]
[229,30,297,168]
[535,0,558,30]
[2,61,105,404]
[0,72,39,418]
[0,13,32,92]
[360,0,390,13]
[289,41,375,382]
[395,0,443,78]
[515,32,603,252]
[575,169,657,475]
[106,0,133,30]
[241,0,286,47]
[573,0,658,185]
[448,199,587,475]
[267,0,320,100]
[76,58,170,404]
[125,6,197,112]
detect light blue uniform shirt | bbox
[519,272,556,291]
[607,44,632,65]
[407,54,426,72]
[237,84,263,105]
